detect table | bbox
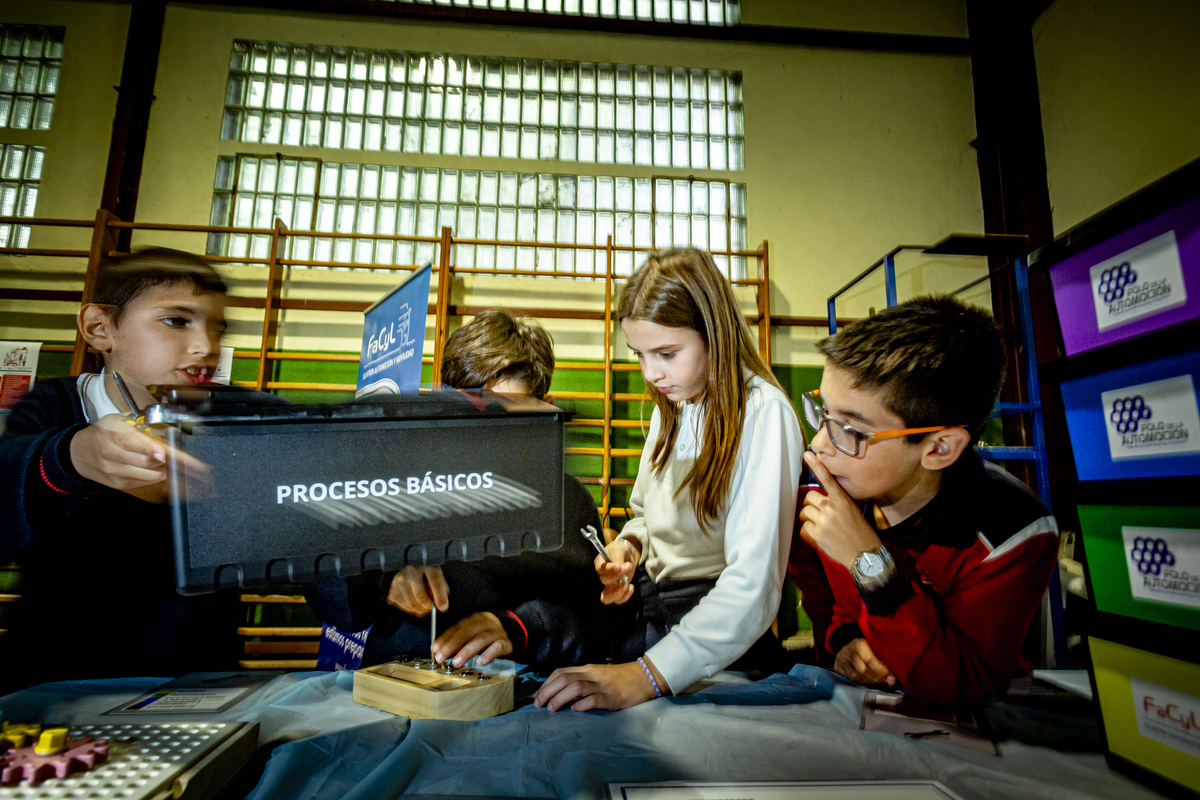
[0,666,1167,800]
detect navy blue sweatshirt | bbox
[0,377,252,691]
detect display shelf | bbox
[1056,477,1200,508]
[1037,317,1200,385]
[1027,159,1200,799]
[1086,636,1200,799]
[1083,612,1198,678]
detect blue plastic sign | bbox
[1061,348,1200,480]
[357,262,431,398]
[315,623,370,671]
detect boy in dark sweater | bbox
[1,249,248,692]
[789,295,1058,707]
[305,310,614,671]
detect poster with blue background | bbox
[356,262,431,398]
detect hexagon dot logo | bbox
[1130,536,1176,576]
[1110,395,1152,434]
[1098,260,1139,303]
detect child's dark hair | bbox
[816,295,1005,444]
[92,248,227,323]
[440,309,555,399]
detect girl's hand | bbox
[533,660,660,711]
[596,539,637,605]
[431,612,512,667]
[799,451,882,569]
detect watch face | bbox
[858,551,884,577]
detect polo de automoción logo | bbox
[1110,395,1152,434]
[1130,536,1176,576]
[1098,261,1137,303]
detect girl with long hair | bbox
[535,248,803,711]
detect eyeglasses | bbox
[801,390,962,457]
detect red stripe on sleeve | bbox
[505,610,529,652]
[39,452,97,497]
[40,452,74,495]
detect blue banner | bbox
[315,623,370,671]
[356,263,431,397]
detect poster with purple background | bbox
[1050,194,1200,356]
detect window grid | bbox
[209,154,748,278]
[0,25,62,131]
[366,0,741,26]
[0,143,44,247]
[221,41,744,170]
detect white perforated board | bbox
[0,722,244,800]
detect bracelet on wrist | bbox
[637,656,663,698]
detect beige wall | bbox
[2,2,984,365]
[1035,0,1200,235]
[0,1,127,221]
[131,5,982,364]
[0,0,128,341]
[742,0,968,37]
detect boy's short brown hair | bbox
[92,248,227,323]
[816,295,1005,443]
[440,309,554,399]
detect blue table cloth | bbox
[0,667,1163,800]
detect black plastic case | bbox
[158,389,568,594]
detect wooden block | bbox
[353,659,514,721]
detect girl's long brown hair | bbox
[617,248,781,531]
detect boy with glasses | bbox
[789,295,1058,707]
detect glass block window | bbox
[221,41,744,170]
[0,25,63,130]
[367,0,741,26]
[209,154,748,277]
[0,143,44,247]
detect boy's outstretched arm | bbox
[1,379,213,560]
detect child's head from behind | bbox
[617,248,779,529]
[811,295,1005,501]
[80,248,229,388]
[440,309,554,399]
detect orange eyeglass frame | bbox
[802,389,964,457]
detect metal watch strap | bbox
[851,544,896,592]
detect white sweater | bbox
[617,374,803,693]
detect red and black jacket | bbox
[788,450,1059,707]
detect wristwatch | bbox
[850,544,896,592]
